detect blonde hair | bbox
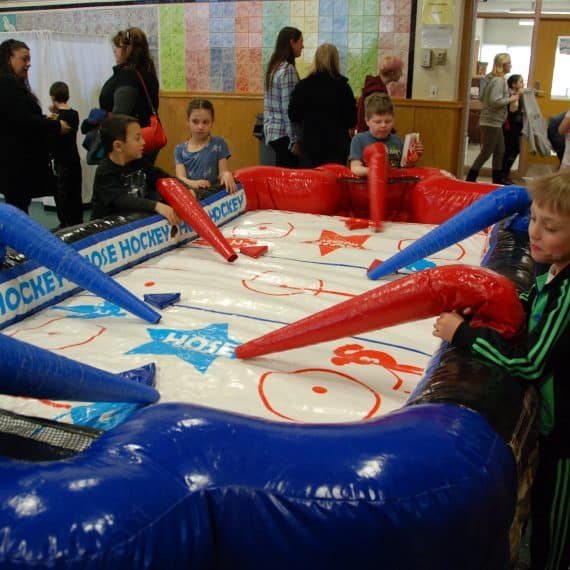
[528,171,570,216]
[491,53,511,77]
[310,43,341,76]
[364,92,394,120]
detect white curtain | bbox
[0,30,115,204]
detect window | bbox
[551,36,570,99]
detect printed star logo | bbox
[127,323,239,374]
[303,230,371,256]
[53,300,126,319]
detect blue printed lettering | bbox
[5,287,21,311]
[119,238,132,259]
[130,236,141,255]
[163,331,188,347]
[29,275,46,298]
[43,272,55,294]
[20,281,33,304]
[107,244,118,264]
[218,343,238,357]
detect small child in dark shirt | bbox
[49,81,83,228]
[91,114,179,228]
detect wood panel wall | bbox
[156,92,463,176]
[155,92,263,175]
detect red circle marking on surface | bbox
[312,386,327,394]
[242,271,325,297]
[398,238,466,261]
[144,281,155,287]
[258,368,381,422]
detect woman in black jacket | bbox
[0,39,70,213]
[99,27,160,162]
[288,43,357,169]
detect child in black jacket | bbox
[49,81,83,228]
[91,114,178,227]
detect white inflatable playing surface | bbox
[0,211,488,429]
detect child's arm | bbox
[349,135,368,177]
[434,284,568,382]
[154,202,180,226]
[174,163,209,192]
[559,112,570,136]
[218,158,237,194]
[350,159,368,177]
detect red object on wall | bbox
[235,265,525,359]
[157,178,238,262]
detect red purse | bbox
[141,113,167,152]
[134,69,168,153]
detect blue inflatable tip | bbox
[367,185,531,280]
[144,293,181,310]
[119,363,157,387]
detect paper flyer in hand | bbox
[401,132,420,167]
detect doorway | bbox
[465,17,533,180]
[463,1,570,181]
[526,18,570,175]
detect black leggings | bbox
[269,137,299,168]
[529,437,570,570]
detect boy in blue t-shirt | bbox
[349,92,423,175]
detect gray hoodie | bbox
[479,75,510,128]
[521,89,553,156]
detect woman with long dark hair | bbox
[288,43,356,168]
[0,39,70,213]
[263,27,303,168]
[99,27,160,161]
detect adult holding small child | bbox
[0,39,70,214]
[465,52,519,184]
[263,26,304,168]
[99,27,160,162]
[288,43,356,168]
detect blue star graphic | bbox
[53,300,126,319]
[127,323,240,374]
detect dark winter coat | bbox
[288,71,357,168]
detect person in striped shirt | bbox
[433,170,570,570]
[263,26,303,168]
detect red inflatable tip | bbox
[344,218,369,230]
[157,178,238,262]
[368,258,382,272]
[236,265,525,360]
[240,245,268,258]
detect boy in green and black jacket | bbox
[433,170,570,570]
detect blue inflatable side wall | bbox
[0,402,515,570]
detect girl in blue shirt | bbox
[175,99,237,194]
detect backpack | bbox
[547,112,566,161]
